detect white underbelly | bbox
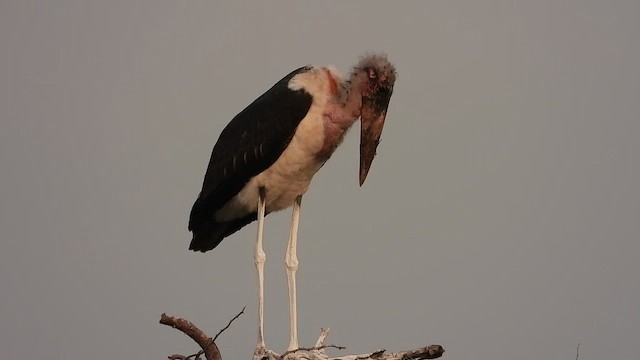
[214,108,327,222]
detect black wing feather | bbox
[188,66,313,252]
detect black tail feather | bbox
[188,214,259,253]
[188,194,260,252]
[189,219,229,252]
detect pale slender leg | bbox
[255,187,267,348]
[285,195,302,351]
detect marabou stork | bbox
[188,54,396,351]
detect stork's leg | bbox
[285,195,302,351]
[255,187,267,348]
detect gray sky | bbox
[1,1,639,359]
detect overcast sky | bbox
[1,1,639,360]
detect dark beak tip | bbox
[358,173,367,187]
[359,156,374,186]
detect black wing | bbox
[188,66,313,251]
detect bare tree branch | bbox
[282,344,346,358]
[386,344,445,360]
[214,306,246,342]
[330,345,444,360]
[168,355,188,360]
[314,328,330,347]
[168,350,204,360]
[161,312,444,360]
[252,329,444,360]
[160,313,222,360]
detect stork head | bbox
[354,54,397,186]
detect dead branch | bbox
[160,307,245,360]
[159,313,221,360]
[251,328,444,360]
[214,306,246,342]
[160,311,444,360]
[281,344,346,358]
[379,344,445,360]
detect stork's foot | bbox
[253,345,279,360]
[252,328,336,360]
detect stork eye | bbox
[368,68,377,79]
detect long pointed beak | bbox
[359,90,392,186]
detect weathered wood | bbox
[160,312,444,360]
[160,313,221,360]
